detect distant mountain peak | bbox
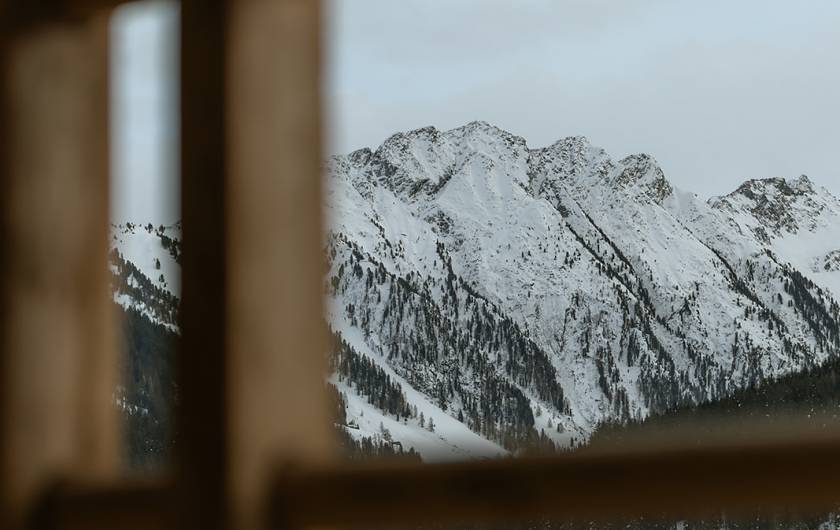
[710,175,839,243]
[549,134,591,147]
[791,174,815,193]
[614,153,673,203]
[448,120,529,148]
[730,175,816,201]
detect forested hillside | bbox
[590,352,840,449]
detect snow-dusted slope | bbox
[112,222,181,294]
[110,222,181,330]
[331,322,507,461]
[326,121,840,460]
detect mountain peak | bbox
[791,174,815,193]
[444,120,528,149]
[711,175,840,242]
[728,175,819,202]
[348,147,373,166]
[613,153,673,203]
[377,126,443,153]
[403,125,442,139]
[548,135,591,149]
[454,120,506,135]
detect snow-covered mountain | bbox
[325,121,840,460]
[109,122,840,463]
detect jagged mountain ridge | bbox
[326,121,840,459]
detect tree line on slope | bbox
[590,350,840,447]
[583,353,840,529]
[330,234,563,452]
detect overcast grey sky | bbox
[111,0,179,224]
[326,0,840,198]
[112,0,839,223]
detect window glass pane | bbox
[322,0,840,481]
[110,0,180,473]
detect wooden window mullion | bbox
[226,0,336,528]
[180,1,334,529]
[178,0,229,529]
[0,10,118,529]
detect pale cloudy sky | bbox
[111,0,179,224]
[112,0,839,223]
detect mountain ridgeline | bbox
[115,121,840,463]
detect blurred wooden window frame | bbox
[2,1,840,529]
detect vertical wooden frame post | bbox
[179,1,228,529]
[0,9,118,529]
[226,0,334,528]
[180,1,333,529]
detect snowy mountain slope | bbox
[110,222,181,330]
[112,222,181,295]
[331,320,507,461]
[325,121,840,459]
